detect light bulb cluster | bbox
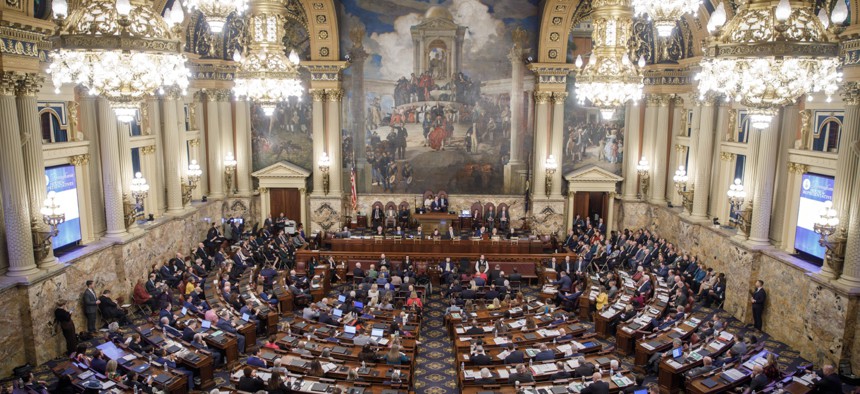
[130,171,150,203]
[183,0,247,33]
[636,157,649,175]
[574,54,645,120]
[673,165,688,185]
[632,0,701,37]
[727,178,746,206]
[48,0,189,123]
[41,191,66,229]
[697,0,843,130]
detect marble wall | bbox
[0,198,253,376]
[619,200,860,369]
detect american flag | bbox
[350,160,358,212]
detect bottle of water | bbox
[361,360,366,368]
[529,358,533,367]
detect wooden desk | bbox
[414,212,458,232]
[328,237,541,254]
[135,323,216,390]
[657,337,733,394]
[634,318,702,373]
[232,365,410,394]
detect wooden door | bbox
[270,188,301,224]
[573,192,590,221]
[589,192,605,221]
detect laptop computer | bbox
[333,308,343,318]
[672,347,685,362]
[371,328,384,338]
[343,325,356,339]
[338,295,347,303]
[201,320,211,330]
[354,301,364,309]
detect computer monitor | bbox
[634,390,648,394]
[201,320,211,329]
[672,347,684,359]
[344,325,356,334]
[354,301,364,309]
[371,328,384,338]
[461,209,471,217]
[338,295,346,303]
[333,308,343,317]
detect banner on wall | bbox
[794,173,834,261]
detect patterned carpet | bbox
[9,284,854,393]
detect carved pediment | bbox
[564,166,624,183]
[251,161,311,179]
[411,18,461,31]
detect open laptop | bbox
[338,295,347,303]
[333,308,343,318]
[200,319,211,331]
[371,328,384,338]
[672,347,685,362]
[354,301,364,310]
[343,325,357,339]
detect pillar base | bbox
[36,256,63,272]
[648,198,666,205]
[208,192,225,200]
[833,275,860,295]
[745,237,771,248]
[5,264,41,280]
[621,193,640,201]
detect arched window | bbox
[39,110,67,143]
[813,115,842,153]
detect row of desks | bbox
[328,237,544,254]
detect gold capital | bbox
[326,89,344,102]
[534,91,552,104]
[16,74,43,97]
[310,89,327,102]
[719,152,735,161]
[551,92,568,104]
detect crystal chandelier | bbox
[232,0,303,117]
[632,0,701,37]
[184,0,246,33]
[696,0,844,129]
[48,0,189,123]
[573,0,645,120]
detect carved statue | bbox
[798,109,812,149]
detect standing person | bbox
[82,280,99,333]
[54,300,78,355]
[751,279,766,331]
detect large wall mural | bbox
[337,0,539,195]
[563,78,626,176]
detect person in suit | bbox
[573,357,595,378]
[236,367,265,392]
[504,345,525,364]
[811,364,841,393]
[82,280,99,332]
[546,257,558,271]
[498,206,509,231]
[430,196,444,212]
[747,365,769,392]
[378,254,390,270]
[509,268,523,284]
[439,195,448,211]
[552,271,573,292]
[98,290,130,325]
[686,356,715,378]
[474,368,496,385]
[475,255,489,274]
[371,205,384,228]
[484,207,496,230]
[474,226,486,238]
[581,372,610,394]
[533,344,555,362]
[751,279,766,330]
[470,348,492,366]
[443,226,457,240]
[465,320,484,335]
[507,364,534,383]
[207,223,223,245]
[549,361,572,380]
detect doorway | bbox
[573,191,607,222]
[269,188,301,224]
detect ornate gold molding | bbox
[0,72,17,95]
[299,188,307,195]
[258,187,269,194]
[189,139,200,147]
[841,82,860,106]
[325,88,344,102]
[140,146,156,155]
[310,89,327,102]
[675,144,687,153]
[719,152,735,161]
[551,92,568,104]
[188,102,199,130]
[726,109,737,142]
[799,109,813,150]
[534,91,552,104]
[68,154,90,166]
[206,88,232,102]
[15,73,43,97]
[788,162,809,174]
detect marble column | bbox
[549,92,566,198]
[504,46,526,194]
[145,98,167,215]
[16,74,59,269]
[642,95,660,180]
[161,90,184,213]
[532,91,552,198]
[715,152,735,222]
[686,104,702,185]
[192,92,208,197]
[310,89,327,195]
[666,97,684,202]
[96,98,129,238]
[748,122,780,246]
[235,100,252,196]
[622,102,642,200]
[326,89,344,196]
[117,122,133,199]
[770,105,799,245]
[651,95,670,204]
[218,97,234,195]
[348,46,370,191]
[835,86,860,286]
[691,97,717,220]
[79,95,107,235]
[0,72,38,277]
[607,192,616,233]
[205,91,224,198]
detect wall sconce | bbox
[726,178,751,235]
[36,191,66,260]
[544,154,557,197]
[224,152,237,195]
[182,160,203,205]
[129,172,150,208]
[672,165,694,213]
[636,156,650,200]
[319,151,331,196]
[814,200,846,275]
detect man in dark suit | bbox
[573,357,595,378]
[507,364,534,383]
[82,280,99,332]
[504,346,525,364]
[98,290,130,325]
[751,279,766,330]
[581,372,610,394]
[533,344,555,362]
[811,364,841,393]
[465,320,484,335]
[470,349,492,366]
[440,257,456,284]
[236,367,265,392]
[371,205,384,228]
[747,365,769,392]
[552,271,573,292]
[207,223,223,245]
[560,255,573,275]
[508,268,523,284]
[443,226,457,240]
